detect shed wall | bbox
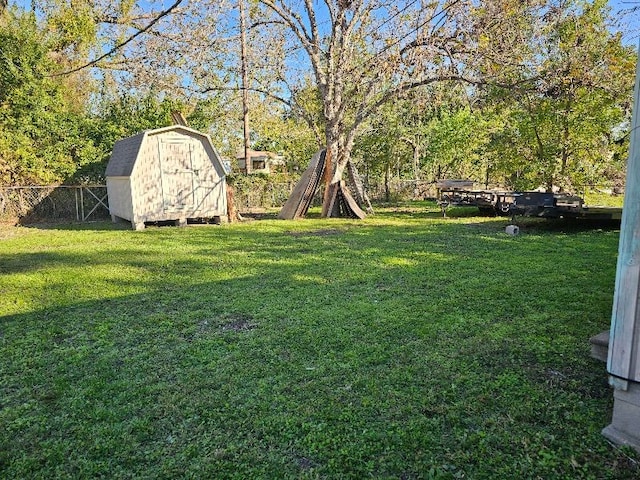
[131,135,164,223]
[106,127,227,227]
[131,132,227,222]
[106,177,133,220]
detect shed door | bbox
[159,139,196,211]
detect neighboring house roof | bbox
[105,125,225,177]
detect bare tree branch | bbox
[259,0,319,71]
[48,0,185,77]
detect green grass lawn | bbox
[1,202,638,479]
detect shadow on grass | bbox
[0,287,629,478]
[515,217,622,234]
[0,276,625,479]
[0,213,621,277]
[1,213,636,478]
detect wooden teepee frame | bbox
[278,149,371,220]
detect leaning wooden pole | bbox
[603,44,640,453]
[321,147,334,218]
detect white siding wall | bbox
[132,135,164,222]
[191,139,227,216]
[107,128,227,226]
[130,131,227,222]
[106,177,133,220]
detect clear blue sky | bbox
[609,0,640,44]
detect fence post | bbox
[75,188,80,221]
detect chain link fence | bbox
[365,179,440,202]
[0,178,459,224]
[0,186,110,223]
[229,176,298,211]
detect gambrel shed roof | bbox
[105,125,225,177]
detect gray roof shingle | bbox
[105,126,226,178]
[105,132,145,177]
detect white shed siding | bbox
[133,135,164,222]
[106,177,133,220]
[106,126,227,229]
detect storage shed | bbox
[106,126,228,230]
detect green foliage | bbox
[250,115,319,174]
[355,85,498,186]
[0,4,217,186]
[0,9,100,185]
[354,92,434,184]
[92,92,181,150]
[46,1,97,55]
[187,97,227,133]
[482,0,636,191]
[227,172,296,208]
[245,84,321,174]
[0,204,638,478]
[424,107,497,182]
[354,1,634,192]
[0,0,635,195]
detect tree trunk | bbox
[400,136,420,181]
[560,100,572,180]
[320,148,333,217]
[320,128,354,217]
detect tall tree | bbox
[248,1,597,214]
[480,0,636,190]
[0,7,101,185]
[0,2,213,185]
[355,82,500,197]
[247,0,488,214]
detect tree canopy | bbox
[0,0,636,197]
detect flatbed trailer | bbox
[439,188,622,221]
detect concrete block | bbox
[505,225,519,235]
[603,380,640,453]
[589,330,610,362]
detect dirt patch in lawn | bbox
[219,313,257,332]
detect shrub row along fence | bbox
[229,176,298,211]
